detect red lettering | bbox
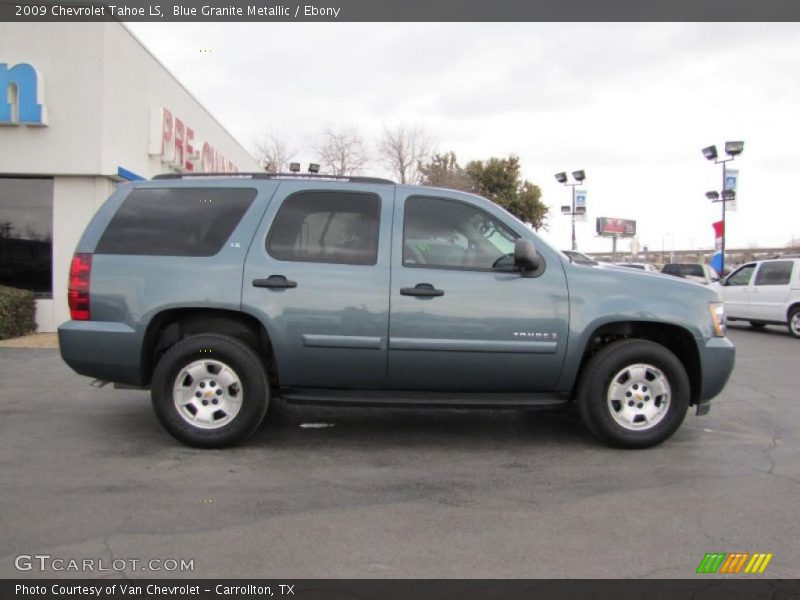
[201,142,213,173]
[184,127,195,172]
[174,118,185,168]
[161,108,174,162]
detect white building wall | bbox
[0,23,105,175]
[1,22,260,332]
[99,24,259,178]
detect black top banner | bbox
[3,0,800,22]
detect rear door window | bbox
[96,187,257,256]
[754,261,793,286]
[266,190,380,265]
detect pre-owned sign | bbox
[149,107,239,173]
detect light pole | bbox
[702,141,743,274]
[555,170,586,251]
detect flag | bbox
[710,220,724,274]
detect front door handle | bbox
[400,283,444,297]
[253,275,297,289]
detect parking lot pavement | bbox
[0,324,798,579]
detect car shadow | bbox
[727,321,792,338]
[245,399,597,450]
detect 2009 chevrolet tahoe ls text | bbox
[58,173,735,448]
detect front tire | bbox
[577,339,690,449]
[151,333,269,448]
[788,308,800,339]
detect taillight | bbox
[68,253,92,320]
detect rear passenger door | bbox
[749,261,794,322]
[242,182,393,389]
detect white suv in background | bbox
[715,258,800,338]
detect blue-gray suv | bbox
[58,173,735,448]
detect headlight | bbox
[709,302,726,337]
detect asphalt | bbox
[0,324,798,579]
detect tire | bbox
[151,333,269,448]
[788,307,800,339]
[749,321,766,330]
[577,339,690,449]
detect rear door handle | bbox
[400,283,444,297]
[253,275,297,289]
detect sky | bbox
[127,22,800,254]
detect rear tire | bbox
[788,308,800,339]
[151,333,269,448]
[577,339,690,449]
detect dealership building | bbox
[0,23,260,331]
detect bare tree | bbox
[378,124,435,184]
[254,131,296,173]
[315,127,370,176]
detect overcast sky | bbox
[127,22,800,254]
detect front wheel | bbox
[151,333,269,448]
[788,308,800,339]
[577,339,690,449]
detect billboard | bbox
[596,217,636,238]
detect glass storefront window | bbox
[0,178,54,297]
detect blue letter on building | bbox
[0,63,48,126]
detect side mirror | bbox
[514,239,541,276]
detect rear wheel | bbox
[151,333,269,447]
[788,308,800,339]
[577,339,690,448]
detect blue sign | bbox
[0,63,48,126]
[724,169,738,192]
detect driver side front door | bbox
[387,192,569,392]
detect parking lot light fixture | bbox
[725,141,744,157]
[556,170,587,251]
[702,145,718,161]
[703,140,744,274]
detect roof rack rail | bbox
[151,172,395,185]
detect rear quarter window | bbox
[663,264,703,277]
[95,187,257,256]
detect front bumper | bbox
[694,336,735,415]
